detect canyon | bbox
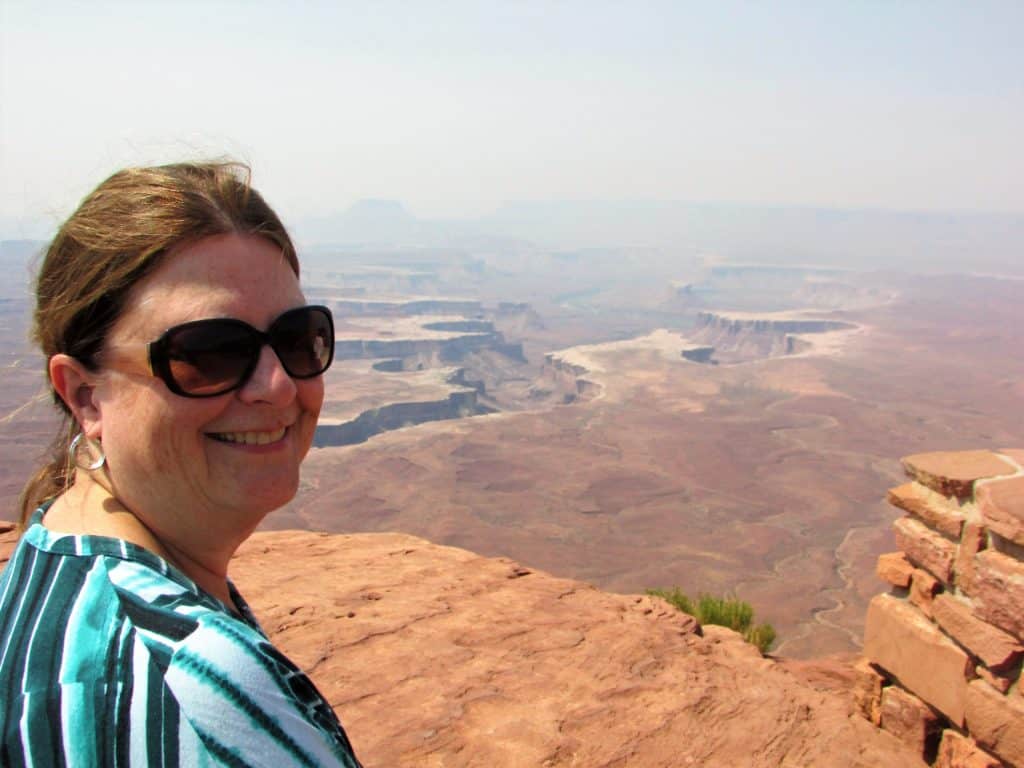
[2,248,1023,664]
[1,237,1022,764]
[272,259,1024,660]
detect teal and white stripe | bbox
[0,508,361,767]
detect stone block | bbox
[902,450,1016,499]
[978,475,1024,547]
[955,521,988,593]
[976,665,1016,694]
[909,568,940,618]
[864,594,972,725]
[970,550,1024,641]
[965,678,1024,768]
[999,448,1024,468]
[879,685,940,758]
[935,729,1002,768]
[932,593,1024,672]
[894,516,957,585]
[889,481,966,538]
[877,551,914,588]
[852,658,886,725]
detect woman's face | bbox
[90,234,324,555]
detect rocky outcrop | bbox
[247,536,924,766]
[683,311,856,363]
[24,528,917,767]
[695,311,855,336]
[537,353,601,403]
[861,449,1024,768]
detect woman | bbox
[0,162,361,766]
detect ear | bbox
[49,354,104,440]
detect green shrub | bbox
[646,587,777,654]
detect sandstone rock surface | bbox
[0,525,929,767]
[879,685,940,756]
[964,679,1024,768]
[970,550,1024,641]
[233,531,930,767]
[955,521,987,593]
[978,474,1024,546]
[876,551,914,588]
[888,482,966,538]
[935,729,1002,768]
[1000,449,1024,468]
[931,593,1023,672]
[863,594,972,726]
[894,516,957,585]
[909,568,940,618]
[901,451,1015,499]
[851,658,885,725]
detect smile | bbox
[208,427,288,445]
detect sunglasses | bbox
[147,305,335,397]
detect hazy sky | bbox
[2,0,1022,237]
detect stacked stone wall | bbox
[857,449,1024,767]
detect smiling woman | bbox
[0,163,361,766]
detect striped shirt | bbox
[0,507,361,767]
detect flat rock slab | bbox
[849,594,973,726]
[0,524,927,767]
[901,451,1016,498]
[232,529,926,767]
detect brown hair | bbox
[18,161,299,526]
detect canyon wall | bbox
[314,388,494,447]
[538,352,601,403]
[858,449,1024,768]
[685,311,856,362]
[333,332,519,363]
[695,310,855,336]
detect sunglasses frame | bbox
[147,305,335,398]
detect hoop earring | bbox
[69,432,106,472]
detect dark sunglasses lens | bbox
[165,322,258,395]
[271,307,334,378]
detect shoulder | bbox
[163,610,361,767]
[1,537,360,766]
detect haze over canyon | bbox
[1,201,1022,659]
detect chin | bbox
[240,475,301,518]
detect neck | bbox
[44,472,238,611]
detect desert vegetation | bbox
[647,587,777,654]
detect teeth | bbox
[213,427,287,445]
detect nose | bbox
[237,344,297,406]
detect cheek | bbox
[99,379,223,465]
[296,379,323,456]
[95,376,151,443]
[300,378,325,416]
